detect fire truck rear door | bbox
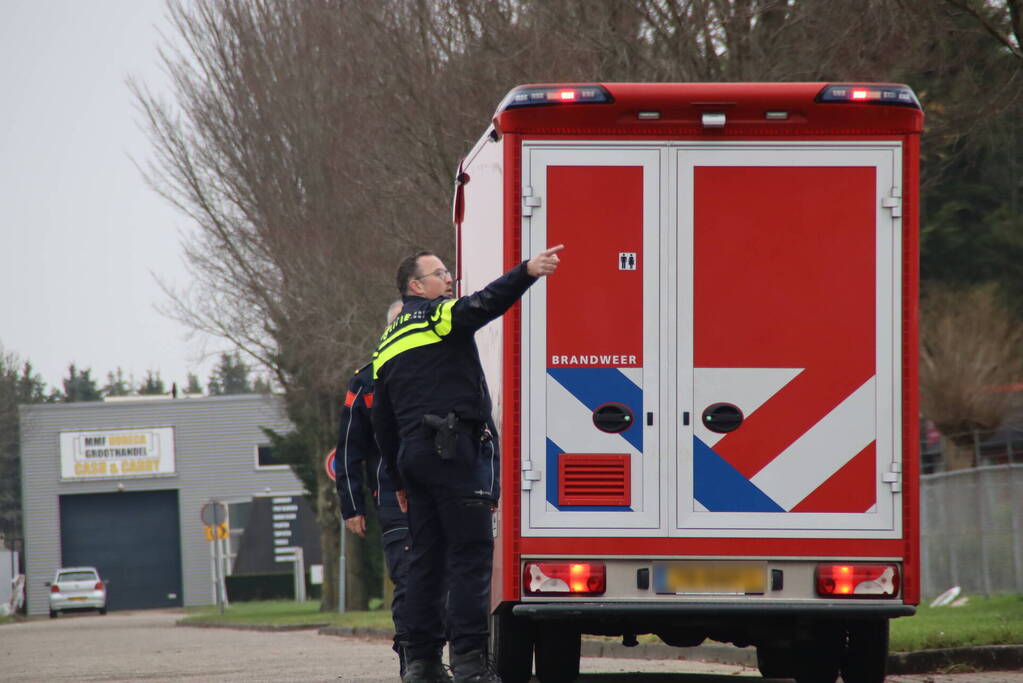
[675,143,903,538]
[521,144,665,534]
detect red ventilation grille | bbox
[558,453,631,506]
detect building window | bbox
[256,444,287,469]
[226,501,251,574]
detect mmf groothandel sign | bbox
[59,427,176,480]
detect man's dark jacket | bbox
[371,261,536,489]
[335,362,400,517]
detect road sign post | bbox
[325,448,347,613]
[200,501,229,613]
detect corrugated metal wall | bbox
[20,394,306,615]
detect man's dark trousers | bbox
[378,504,411,667]
[399,431,495,661]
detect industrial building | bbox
[20,393,321,615]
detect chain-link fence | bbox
[920,464,1023,599]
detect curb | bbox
[177,620,330,632]
[319,625,395,639]
[887,644,1023,675]
[184,620,1023,674]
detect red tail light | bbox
[95,581,105,591]
[816,563,899,597]
[50,585,60,593]
[523,561,606,595]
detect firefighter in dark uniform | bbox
[335,303,411,676]
[371,246,563,683]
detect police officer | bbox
[372,246,563,683]
[335,300,410,677]
[337,301,502,679]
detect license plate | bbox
[68,596,87,601]
[653,561,766,595]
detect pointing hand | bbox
[527,244,564,277]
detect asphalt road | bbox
[2,609,1020,682]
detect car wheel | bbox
[49,609,58,619]
[99,607,107,615]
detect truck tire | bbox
[756,644,796,678]
[534,622,580,683]
[840,619,888,683]
[793,624,842,683]
[491,610,533,683]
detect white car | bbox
[47,567,107,618]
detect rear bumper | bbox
[512,601,915,620]
[50,595,106,611]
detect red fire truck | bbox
[452,82,922,683]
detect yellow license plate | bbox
[653,562,766,595]
[68,596,87,601]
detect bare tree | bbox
[134,0,406,611]
[920,283,1023,469]
[944,0,1023,61]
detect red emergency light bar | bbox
[817,83,920,108]
[496,85,613,113]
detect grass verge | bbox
[180,600,394,630]
[890,594,1023,652]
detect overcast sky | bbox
[0,0,219,393]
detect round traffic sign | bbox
[200,501,227,526]
[325,448,337,481]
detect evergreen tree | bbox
[138,370,166,395]
[102,368,131,396]
[185,372,203,394]
[0,349,47,551]
[207,352,254,395]
[60,364,101,402]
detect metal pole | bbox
[939,474,959,589]
[1011,466,1023,594]
[978,469,992,598]
[214,527,225,614]
[338,521,347,612]
[209,531,217,604]
[219,534,230,609]
[920,475,930,598]
[293,547,306,603]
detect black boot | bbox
[403,658,452,683]
[451,650,501,683]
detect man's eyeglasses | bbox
[416,268,450,281]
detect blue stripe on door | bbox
[547,368,642,452]
[694,436,784,512]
